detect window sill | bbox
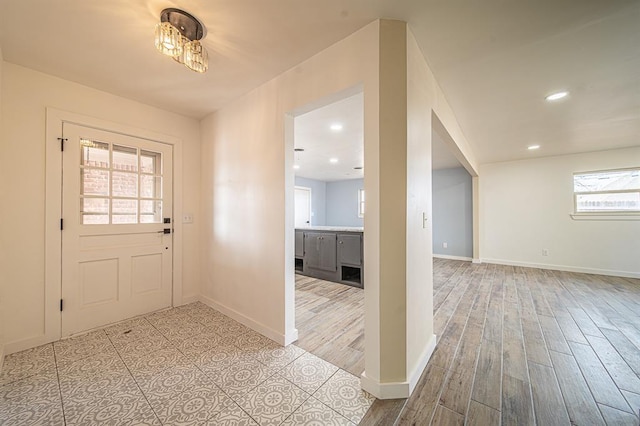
[570,213,640,221]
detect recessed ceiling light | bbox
[293,164,300,169]
[545,91,568,101]
[330,123,343,131]
[528,145,541,150]
[329,158,339,164]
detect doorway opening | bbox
[289,90,366,376]
[431,119,474,263]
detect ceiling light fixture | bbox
[545,91,568,101]
[329,158,339,164]
[330,123,343,131]
[155,8,209,73]
[528,145,541,150]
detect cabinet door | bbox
[306,232,337,272]
[295,231,304,258]
[338,234,362,266]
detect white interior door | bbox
[61,123,173,337]
[295,187,311,227]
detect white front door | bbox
[294,187,311,227]
[61,123,173,337]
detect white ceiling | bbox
[1,0,638,166]
[294,93,364,182]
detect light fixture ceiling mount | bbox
[155,8,209,73]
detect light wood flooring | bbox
[296,259,640,425]
[295,274,365,377]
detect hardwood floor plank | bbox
[585,334,640,394]
[538,314,572,354]
[398,364,447,425]
[502,334,528,383]
[471,338,502,410]
[553,310,589,345]
[621,390,640,419]
[439,366,476,415]
[610,318,640,352]
[549,350,605,425]
[483,279,504,343]
[502,374,535,426]
[569,341,633,413]
[502,302,528,382]
[359,398,406,426]
[521,318,552,366]
[528,361,571,425]
[466,400,500,426]
[598,404,639,426]
[568,307,605,338]
[431,405,465,426]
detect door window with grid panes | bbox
[80,139,163,224]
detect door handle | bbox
[157,228,172,234]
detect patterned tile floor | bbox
[0,302,375,425]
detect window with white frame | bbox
[573,168,640,213]
[358,189,365,218]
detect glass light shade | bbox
[183,40,209,73]
[172,36,189,64]
[155,22,183,58]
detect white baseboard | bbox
[360,334,437,399]
[178,295,200,306]
[481,258,640,279]
[408,334,437,393]
[0,344,4,374]
[361,372,410,399]
[472,258,482,264]
[5,335,54,356]
[198,295,295,346]
[433,254,472,262]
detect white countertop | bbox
[296,226,363,233]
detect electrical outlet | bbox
[183,213,194,224]
[443,242,448,249]
[542,248,549,256]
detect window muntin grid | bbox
[80,139,163,224]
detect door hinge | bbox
[60,218,64,230]
[60,299,64,312]
[57,137,67,151]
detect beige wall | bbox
[200,20,472,398]
[0,48,5,369]
[480,147,640,277]
[200,21,379,345]
[404,29,436,387]
[0,63,201,352]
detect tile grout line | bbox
[51,344,68,426]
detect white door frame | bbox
[38,107,185,348]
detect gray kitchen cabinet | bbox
[295,228,363,288]
[338,234,362,266]
[338,233,363,288]
[305,232,337,272]
[295,230,304,258]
